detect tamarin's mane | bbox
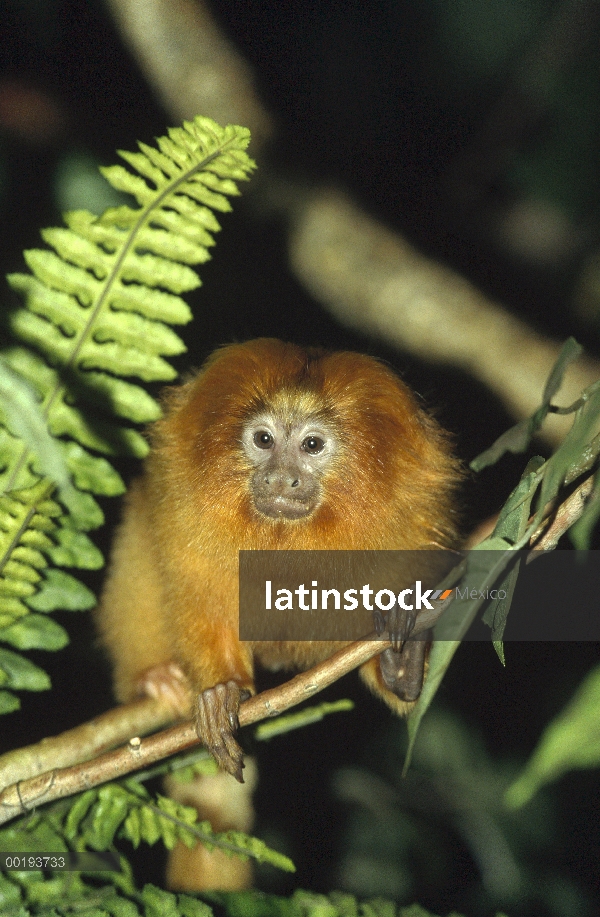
[147,338,462,552]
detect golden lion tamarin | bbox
[96,338,461,884]
[98,338,461,764]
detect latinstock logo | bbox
[239,549,459,641]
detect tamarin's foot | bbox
[195,681,247,782]
[136,662,193,717]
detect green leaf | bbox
[0,480,69,644]
[177,893,214,917]
[26,567,96,611]
[123,808,142,849]
[0,690,20,714]
[482,559,520,662]
[141,884,181,917]
[538,382,600,516]
[47,522,104,569]
[89,786,131,850]
[0,357,74,501]
[481,458,544,656]
[64,790,97,838]
[255,699,354,741]
[0,873,24,908]
[506,664,600,808]
[0,613,69,650]
[493,456,545,543]
[139,804,163,846]
[471,337,583,470]
[221,832,295,873]
[0,648,51,691]
[404,535,519,773]
[60,442,125,496]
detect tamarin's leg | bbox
[372,601,431,703]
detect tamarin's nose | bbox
[264,471,302,490]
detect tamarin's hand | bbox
[96,339,461,780]
[195,682,249,782]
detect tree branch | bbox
[104,0,273,149]
[0,635,390,825]
[287,189,600,445]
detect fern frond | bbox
[70,781,293,868]
[0,116,255,703]
[6,117,254,467]
[0,479,60,626]
[0,478,62,708]
[0,780,294,875]
[0,479,96,698]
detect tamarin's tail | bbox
[164,758,258,891]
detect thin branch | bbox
[0,697,177,791]
[0,635,390,825]
[528,474,594,553]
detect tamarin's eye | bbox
[302,435,325,454]
[254,430,274,449]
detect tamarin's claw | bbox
[195,681,246,783]
[386,604,418,652]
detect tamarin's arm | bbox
[159,579,255,780]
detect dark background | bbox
[1,1,599,914]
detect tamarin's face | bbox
[241,410,338,520]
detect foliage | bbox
[0,777,294,871]
[0,116,255,710]
[470,337,583,470]
[334,708,581,914]
[0,876,446,917]
[0,753,294,913]
[405,338,600,773]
